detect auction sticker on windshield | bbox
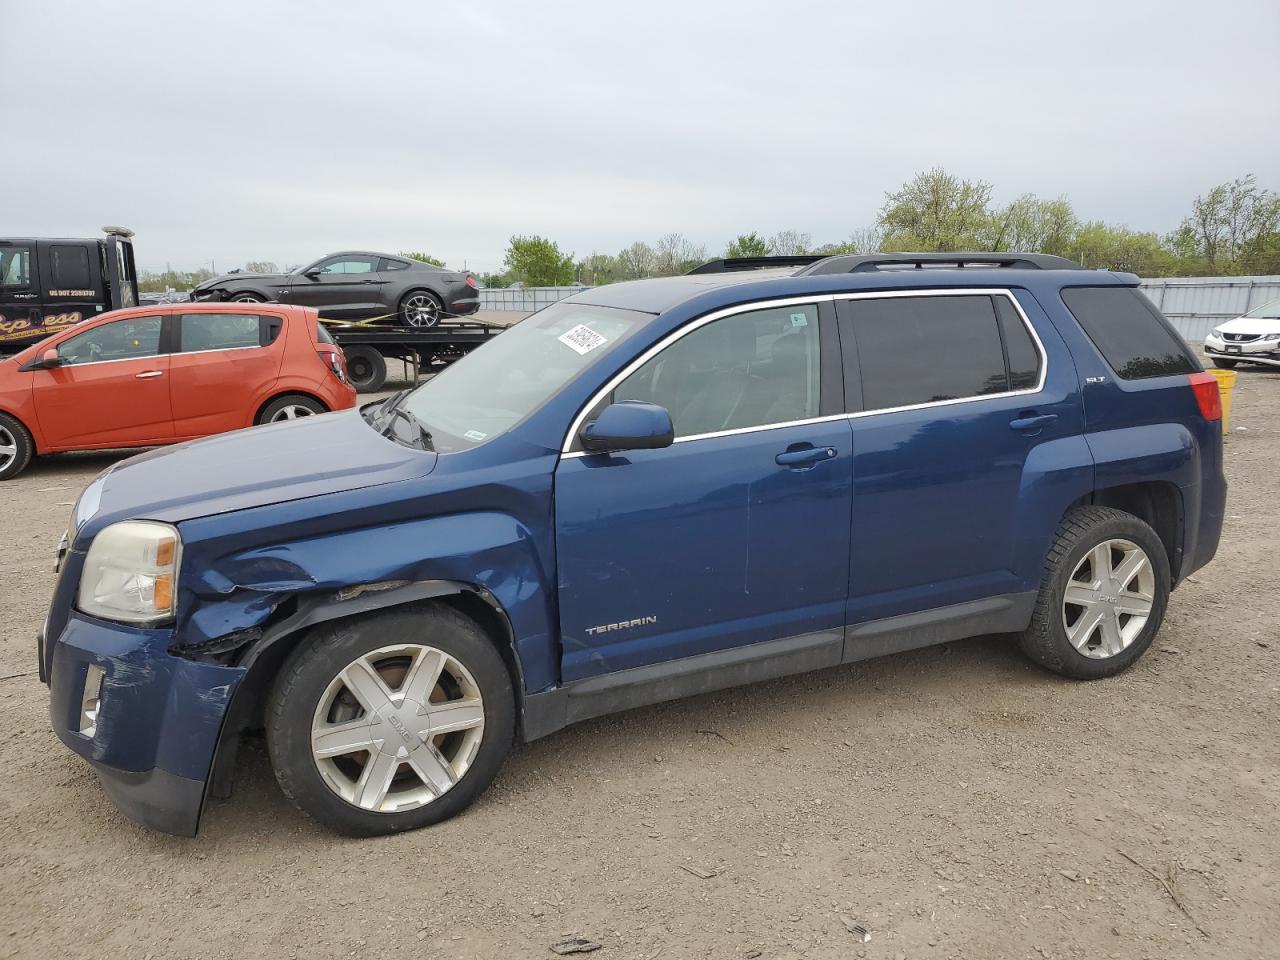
[557,324,608,355]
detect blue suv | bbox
[40,253,1226,836]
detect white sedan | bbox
[1204,297,1280,369]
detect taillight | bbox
[318,349,347,383]
[1188,372,1222,421]
[465,275,478,290]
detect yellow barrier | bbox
[1207,368,1236,432]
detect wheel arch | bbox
[205,580,528,803]
[252,389,330,425]
[1064,480,1184,583]
[0,407,38,454]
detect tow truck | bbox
[322,316,511,391]
[0,228,139,350]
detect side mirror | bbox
[582,401,674,452]
[21,348,64,372]
[304,269,322,280]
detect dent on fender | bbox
[173,510,558,691]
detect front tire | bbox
[0,413,34,481]
[1019,506,1170,679]
[399,290,444,328]
[1211,358,1238,369]
[230,293,266,304]
[265,605,514,836]
[258,394,326,424]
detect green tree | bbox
[879,168,995,251]
[987,195,1078,256]
[1069,222,1170,274]
[616,241,656,280]
[1181,175,1280,274]
[767,230,812,256]
[652,233,707,275]
[577,252,617,285]
[725,232,769,258]
[504,235,574,286]
[400,251,446,267]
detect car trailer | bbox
[324,318,509,392]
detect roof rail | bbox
[688,255,827,274]
[797,252,1085,275]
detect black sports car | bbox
[190,251,479,326]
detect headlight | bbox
[1211,328,1224,338]
[78,521,182,624]
[1264,332,1280,342]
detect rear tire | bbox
[0,413,34,481]
[342,345,388,392]
[258,394,326,424]
[399,290,444,328]
[1211,358,1238,369]
[1019,506,1170,679]
[265,605,515,836]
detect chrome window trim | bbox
[175,343,264,357]
[47,354,165,369]
[561,294,834,454]
[843,288,1048,419]
[559,288,1047,456]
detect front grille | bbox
[1223,332,1260,342]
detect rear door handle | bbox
[1009,413,1057,431]
[775,446,837,467]
[135,370,163,379]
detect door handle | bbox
[1009,413,1057,432]
[135,370,163,379]
[775,445,837,467]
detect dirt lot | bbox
[1,366,1276,960]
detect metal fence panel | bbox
[1138,276,1280,341]
[478,286,588,311]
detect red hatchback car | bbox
[0,303,356,479]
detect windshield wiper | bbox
[380,406,434,451]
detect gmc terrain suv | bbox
[41,252,1226,836]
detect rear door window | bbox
[179,313,262,352]
[846,295,1019,412]
[1060,287,1196,379]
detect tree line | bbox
[140,170,1279,292]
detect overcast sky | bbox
[2,0,1277,275]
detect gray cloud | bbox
[2,0,1277,273]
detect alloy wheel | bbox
[310,643,485,813]
[269,404,316,422]
[402,294,441,327]
[0,426,15,472]
[1062,538,1155,659]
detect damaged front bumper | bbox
[45,612,245,836]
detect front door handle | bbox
[135,370,163,379]
[775,445,837,467]
[1009,413,1057,432]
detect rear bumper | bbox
[445,294,480,316]
[46,612,244,836]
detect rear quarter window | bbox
[1061,287,1197,380]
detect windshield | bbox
[402,301,651,451]
[1244,298,1280,320]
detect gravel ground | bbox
[0,365,1276,960]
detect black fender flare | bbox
[203,578,523,806]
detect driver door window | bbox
[57,315,163,364]
[317,257,378,275]
[615,303,821,438]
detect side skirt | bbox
[522,591,1036,741]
